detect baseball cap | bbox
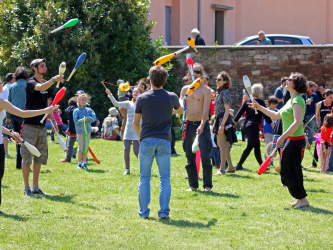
[75,90,85,95]
[30,58,46,69]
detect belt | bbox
[187,121,201,125]
[287,135,305,141]
[25,124,45,128]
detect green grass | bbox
[1,138,333,249]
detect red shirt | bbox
[321,126,333,144]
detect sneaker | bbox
[77,163,83,169]
[61,159,68,163]
[5,154,10,158]
[32,188,46,195]
[215,170,225,175]
[50,141,55,143]
[160,216,170,220]
[123,169,130,175]
[72,155,76,159]
[82,163,88,170]
[24,190,34,197]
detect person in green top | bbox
[249,72,310,209]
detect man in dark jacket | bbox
[191,28,205,45]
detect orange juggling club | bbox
[153,37,198,66]
[182,78,202,101]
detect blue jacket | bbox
[7,79,26,118]
[73,106,96,134]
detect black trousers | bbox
[280,138,307,199]
[183,121,213,189]
[0,144,5,206]
[238,122,262,166]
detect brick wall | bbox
[168,45,333,111]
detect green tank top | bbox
[280,95,305,137]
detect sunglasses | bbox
[193,70,201,74]
[216,78,222,81]
[287,78,293,81]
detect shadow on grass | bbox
[296,206,333,215]
[198,191,240,198]
[159,218,217,228]
[225,174,255,179]
[34,194,98,210]
[0,212,27,221]
[40,170,52,174]
[2,185,9,188]
[87,169,107,173]
[307,189,333,194]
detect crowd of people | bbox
[2,54,333,218]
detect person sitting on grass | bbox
[101,107,121,141]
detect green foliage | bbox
[0,0,168,120]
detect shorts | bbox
[21,124,48,165]
[77,133,91,153]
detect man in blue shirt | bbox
[257,31,272,45]
[304,81,318,145]
[133,65,183,220]
[274,77,288,109]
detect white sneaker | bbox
[50,141,55,143]
[123,169,130,175]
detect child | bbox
[61,96,78,163]
[319,114,333,174]
[101,107,121,140]
[263,96,279,145]
[73,93,96,170]
[209,119,220,169]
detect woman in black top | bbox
[233,83,272,170]
[316,89,333,127]
[308,89,333,168]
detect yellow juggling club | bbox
[153,37,199,66]
[181,78,202,101]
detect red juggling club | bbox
[40,87,66,123]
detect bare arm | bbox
[0,99,55,118]
[2,126,21,143]
[249,98,281,120]
[133,113,142,140]
[174,99,184,115]
[276,104,303,148]
[218,104,230,134]
[34,75,64,92]
[180,85,189,100]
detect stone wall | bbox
[167,45,333,112]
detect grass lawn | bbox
[1,138,333,249]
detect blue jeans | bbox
[328,148,333,171]
[210,147,220,166]
[138,138,171,218]
[304,115,316,145]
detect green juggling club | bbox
[50,18,79,33]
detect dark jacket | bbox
[66,105,77,135]
[195,35,205,45]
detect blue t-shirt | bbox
[274,86,284,109]
[263,108,278,134]
[305,93,318,116]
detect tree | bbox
[0,0,168,120]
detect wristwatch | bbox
[52,77,56,83]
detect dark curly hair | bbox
[290,72,307,94]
